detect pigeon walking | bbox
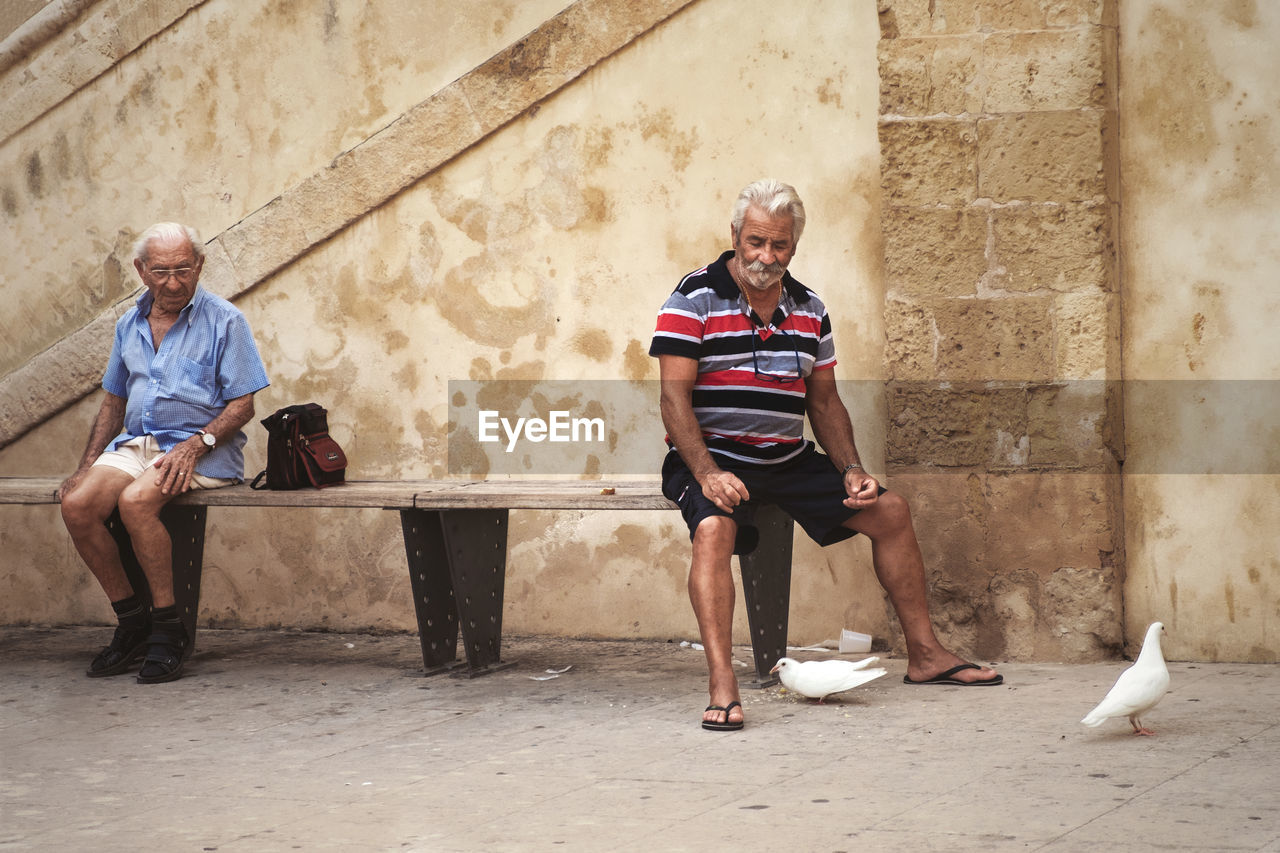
[770,656,887,702]
[1081,621,1170,735]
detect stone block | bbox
[1053,290,1120,380]
[987,569,1041,659]
[984,472,1118,569]
[978,111,1106,202]
[884,298,937,380]
[883,472,989,641]
[1026,381,1115,469]
[991,202,1110,292]
[1046,565,1122,659]
[933,297,1054,380]
[885,470,1122,661]
[882,205,987,298]
[887,382,1029,468]
[219,192,313,285]
[878,0,980,38]
[984,29,1105,112]
[1099,22,1119,112]
[880,118,978,206]
[879,35,982,116]
[974,0,1106,29]
[456,0,695,137]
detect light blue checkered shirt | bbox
[103,286,270,480]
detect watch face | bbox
[202,432,216,447]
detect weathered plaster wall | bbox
[876,0,1124,661]
[1119,1,1280,661]
[0,0,573,376]
[0,0,891,646]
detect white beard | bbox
[740,258,784,291]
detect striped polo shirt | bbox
[649,250,837,466]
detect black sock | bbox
[151,604,179,623]
[150,605,186,642]
[111,595,148,628]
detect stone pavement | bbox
[1,626,1277,852]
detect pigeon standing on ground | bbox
[770,656,887,702]
[1081,621,1171,735]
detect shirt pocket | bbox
[170,356,218,406]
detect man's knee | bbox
[852,489,913,536]
[876,490,912,527]
[60,486,96,530]
[692,514,737,548]
[61,477,115,531]
[116,481,165,528]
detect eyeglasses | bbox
[146,266,195,283]
[750,327,804,383]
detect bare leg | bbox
[60,467,138,601]
[845,492,998,683]
[688,515,745,726]
[116,474,179,608]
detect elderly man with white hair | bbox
[650,180,1001,731]
[58,222,269,683]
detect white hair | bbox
[731,179,806,243]
[132,222,204,264]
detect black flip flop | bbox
[702,700,744,731]
[903,662,1003,686]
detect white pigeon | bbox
[770,656,887,702]
[1081,621,1171,736]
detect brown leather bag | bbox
[250,403,347,490]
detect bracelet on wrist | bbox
[841,463,863,476]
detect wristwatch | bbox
[198,429,216,450]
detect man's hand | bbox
[842,469,881,509]
[701,469,750,513]
[152,436,208,495]
[57,468,92,502]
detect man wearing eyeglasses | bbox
[58,222,269,683]
[651,180,1000,731]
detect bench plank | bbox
[172,480,428,508]
[0,478,674,510]
[415,480,675,510]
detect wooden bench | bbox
[0,477,797,685]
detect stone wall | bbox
[876,0,1124,660]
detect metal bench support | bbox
[400,509,465,675]
[401,508,516,677]
[738,503,795,688]
[105,505,208,650]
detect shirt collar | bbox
[707,250,811,307]
[135,285,206,324]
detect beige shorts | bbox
[92,435,236,490]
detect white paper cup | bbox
[840,629,872,654]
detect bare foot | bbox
[704,671,744,726]
[906,650,1000,684]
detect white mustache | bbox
[744,259,785,276]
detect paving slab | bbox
[1,626,1277,852]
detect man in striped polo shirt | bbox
[651,180,1001,731]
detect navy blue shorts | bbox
[660,446,886,555]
